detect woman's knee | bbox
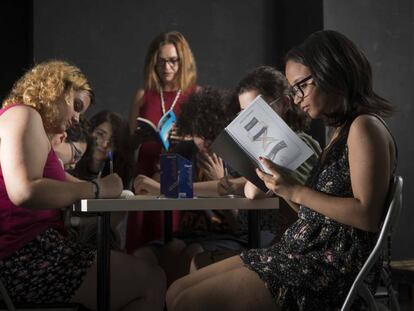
[132,246,158,265]
[166,276,188,309]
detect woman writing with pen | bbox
[73,110,132,186]
[71,110,133,249]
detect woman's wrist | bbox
[290,184,305,205]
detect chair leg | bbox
[380,268,400,311]
[359,283,379,311]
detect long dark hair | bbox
[285,30,395,126]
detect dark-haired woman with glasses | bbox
[127,31,200,252]
[166,30,397,311]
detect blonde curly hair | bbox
[2,60,94,131]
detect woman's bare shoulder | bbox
[350,114,391,137]
[134,89,145,100]
[0,105,42,129]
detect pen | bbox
[108,150,114,174]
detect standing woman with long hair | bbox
[127,31,198,252]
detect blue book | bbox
[136,110,176,150]
[160,153,193,198]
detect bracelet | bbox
[90,179,100,199]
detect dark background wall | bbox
[31,0,323,119]
[324,0,414,260]
[32,0,280,117]
[0,1,32,102]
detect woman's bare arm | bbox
[0,106,122,209]
[258,115,394,232]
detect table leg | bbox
[97,212,111,311]
[248,210,260,248]
[164,211,173,243]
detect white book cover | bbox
[225,95,314,174]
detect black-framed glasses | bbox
[290,75,314,104]
[156,57,180,68]
[69,142,83,163]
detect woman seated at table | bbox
[166,30,397,311]
[0,60,166,311]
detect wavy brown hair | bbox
[3,60,94,132]
[144,31,197,91]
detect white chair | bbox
[341,175,403,311]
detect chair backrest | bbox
[341,175,403,311]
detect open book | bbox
[211,95,314,192]
[136,109,176,150]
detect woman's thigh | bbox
[168,265,278,311]
[167,255,244,303]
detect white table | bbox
[73,196,279,311]
[77,195,279,212]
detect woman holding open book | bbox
[166,30,397,310]
[127,31,199,252]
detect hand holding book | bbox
[211,95,314,192]
[256,157,301,202]
[135,109,177,150]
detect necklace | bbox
[160,89,182,115]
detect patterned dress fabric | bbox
[241,122,382,310]
[0,228,95,303]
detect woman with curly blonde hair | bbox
[0,60,166,310]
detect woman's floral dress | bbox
[241,122,386,310]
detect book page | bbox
[225,95,314,174]
[136,117,157,131]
